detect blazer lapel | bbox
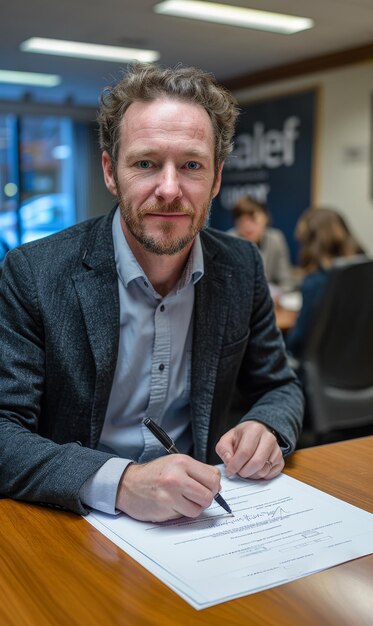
[72,210,120,446]
[191,235,233,461]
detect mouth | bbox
[145,212,191,220]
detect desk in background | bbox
[274,290,301,332]
[275,303,298,332]
[0,437,372,626]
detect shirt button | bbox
[144,281,148,288]
[159,363,165,371]
[160,305,165,312]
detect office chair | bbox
[301,258,373,442]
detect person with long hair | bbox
[285,207,364,359]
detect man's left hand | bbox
[215,421,284,480]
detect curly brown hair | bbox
[295,207,363,271]
[97,63,239,175]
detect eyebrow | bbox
[125,148,212,162]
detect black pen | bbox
[143,417,233,515]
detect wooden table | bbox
[1,437,372,626]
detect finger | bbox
[234,442,282,478]
[224,431,261,477]
[249,454,285,480]
[185,459,221,493]
[172,497,206,519]
[161,456,221,513]
[215,431,237,466]
[258,458,275,478]
[216,424,266,469]
[263,459,284,480]
[160,464,219,518]
[223,422,280,477]
[182,477,218,510]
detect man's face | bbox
[102,97,223,256]
[236,212,268,244]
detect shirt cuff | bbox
[79,457,132,515]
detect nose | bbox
[154,164,183,204]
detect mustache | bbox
[138,202,194,217]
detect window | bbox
[0,114,75,251]
[0,114,18,249]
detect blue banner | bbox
[210,89,317,263]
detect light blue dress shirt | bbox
[80,208,204,513]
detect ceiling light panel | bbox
[20,38,160,63]
[154,1,314,34]
[0,69,61,87]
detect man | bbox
[0,64,303,522]
[228,196,293,292]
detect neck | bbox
[121,223,193,297]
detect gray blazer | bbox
[0,208,303,514]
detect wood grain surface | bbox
[0,436,372,626]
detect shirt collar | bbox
[112,206,204,291]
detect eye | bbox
[185,161,201,170]
[137,160,152,169]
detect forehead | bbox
[119,97,215,153]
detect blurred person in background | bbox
[285,207,364,360]
[228,196,293,293]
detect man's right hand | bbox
[115,455,221,522]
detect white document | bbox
[86,470,373,610]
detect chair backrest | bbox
[302,258,373,435]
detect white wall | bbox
[234,61,373,255]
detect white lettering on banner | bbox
[219,184,271,210]
[226,117,300,171]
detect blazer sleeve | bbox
[0,249,115,514]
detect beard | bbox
[117,191,212,256]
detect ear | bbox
[102,151,117,196]
[211,162,224,199]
